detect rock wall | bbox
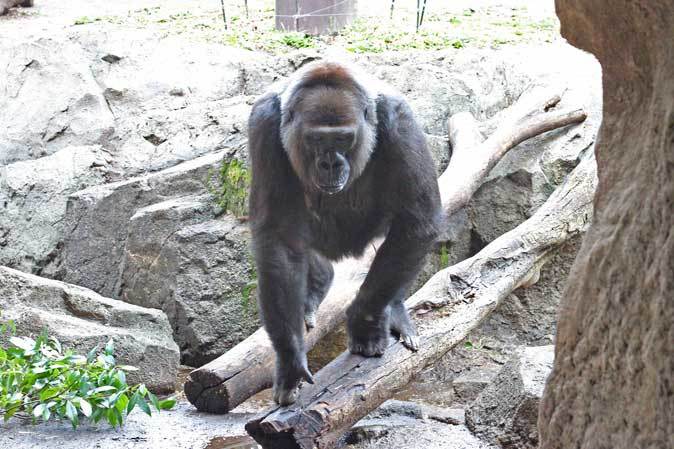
[0,266,179,393]
[538,1,673,448]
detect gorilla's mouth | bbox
[317,182,346,195]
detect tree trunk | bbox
[538,1,674,448]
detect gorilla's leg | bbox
[304,251,334,330]
[255,238,314,405]
[389,299,419,351]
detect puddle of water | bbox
[204,435,260,449]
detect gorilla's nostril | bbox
[319,161,331,171]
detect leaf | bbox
[33,404,46,418]
[49,336,63,354]
[127,392,139,414]
[136,399,152,416]
[9,336,35,351]
[39,387,59,402]
[42,406,51,421]
[86,345,99,363]
[104,339,114,356]
[106,407,118,427]
[91,407,104,424]
[116,370,126,385]
[65,401,79,429]
[115,393,129,415]
[91,385,117,394]
[78,399,92,417]
[157,397,177,410]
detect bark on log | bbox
[246,152,598,449]
[184,86,587,413]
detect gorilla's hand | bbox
[273,352,314,406]
[346,304,391,357]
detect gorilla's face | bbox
[281,85,377,195]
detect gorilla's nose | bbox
[317,153,346,175]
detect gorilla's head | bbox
[280,62,378,195]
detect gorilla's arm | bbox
[248,93,313,405]
[346,95,443,356]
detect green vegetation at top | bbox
[74,1,559,55]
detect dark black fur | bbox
[248,62,442,405]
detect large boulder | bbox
[539,1,673,448]
[466,346,554,448]
[0,266,179,393]
[58,150,226,296]
[120,196,259,366]
[0,145,111,275]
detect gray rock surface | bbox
[0,266,179,393]
[466,345,554,448]
[345,418,495,449]
[0,38,115,165]
[121,202,259,366]
[58,150,226,297]
[0,145,111,275]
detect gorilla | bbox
[248,60,442,405]
[0,0,33,15]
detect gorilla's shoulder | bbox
[250,92,281,122]
[376,93,413,120]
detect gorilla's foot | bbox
[273,384,299,406]
[390,301,420,351]
[272,356,314,406]
[347,310,390,357]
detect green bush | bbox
[0,327,176,428]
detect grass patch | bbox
[79,1,559,55]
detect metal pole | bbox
[419,0,428,27]
[220,0,227,30]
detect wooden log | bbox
[246,152,598,449]
[184,87,587,413]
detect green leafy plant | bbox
[207,158,251,217]
[279,33,315,49]
[0,333,176,428]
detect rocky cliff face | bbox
[538,1,674,448]
[0,28,602,367]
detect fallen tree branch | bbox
[246,152,597,449]
[184,86,587,413]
